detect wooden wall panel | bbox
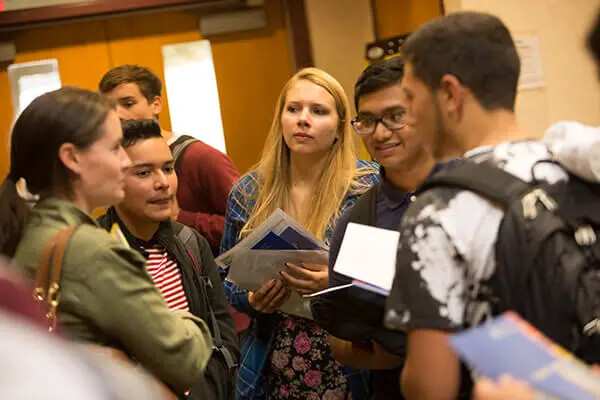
[103,10,207,134]
[210,0,293,174]
[0,0,293,179]
[372,0,443,38]
[0,19,111,178]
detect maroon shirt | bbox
[0,266,48,329]
[175,140,240,256]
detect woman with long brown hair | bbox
[3,87,213,396]
[220,68,380,399]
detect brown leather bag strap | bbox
[34,231,64,301]
[33,226,77,332]
[49,227,77,290]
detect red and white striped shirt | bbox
[142,244,190,312]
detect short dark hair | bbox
[121,119,162,148]
[354,56,405,110]
[402,11,520,111]
[587,9,600,64]
[98,65,162,103]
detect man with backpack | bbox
[99,64,240,256]
[311,56,456,399]
[384,11,600,399]
[97,119,239,400]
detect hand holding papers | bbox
[230,250,327,319]
[308,223,399,342]
[332,222,400,296]
[280,262,329,296]
[216,209,326,269]
[248,279,291,314]
[451,312,600,400]
[215,209,328,320]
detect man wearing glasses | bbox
[311,56,455,400]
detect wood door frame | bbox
[0,0,247,31]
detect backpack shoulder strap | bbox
[176,225,237,371]
[177,224,196,249]
[169,135,198,173]
[419,161,531,207]
[348,185,377,226]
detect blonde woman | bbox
[220,68,380,399]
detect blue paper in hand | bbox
[252,231,296,250]
[279,227,321,250]
[450,312,600,400]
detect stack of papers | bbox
[216,209,328,319]
[451,312,600,400]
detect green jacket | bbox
[14,198,213,394]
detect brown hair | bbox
[0,87,114,255]
[98,64,162,103]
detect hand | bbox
[327,337,402,370]
[280,262,328,296]
[473,376,535,400]
[248,279,291,313]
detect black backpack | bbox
[177,226,237,400]
[419,160,600,363]
[169,135,199,175]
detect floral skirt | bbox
[266,314,350,400]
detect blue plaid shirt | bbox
[219,160,380,399]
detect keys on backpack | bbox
[575,225,597,246]
[521,189,557,219]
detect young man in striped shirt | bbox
[97,119,239,400]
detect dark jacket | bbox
[98,208,239,400]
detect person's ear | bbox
[150,95,163,117]
[58,142,82,176]
[438,74,464,120]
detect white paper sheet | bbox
[228,249,328,320]
[332,222,400,292]
[514,34,545,90]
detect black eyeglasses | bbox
[351,111,406,136]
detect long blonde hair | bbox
[240,68,374,240]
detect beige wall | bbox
[303,0,375,158]
[304,0,375,113]
[303,0,442,161]
[444,0,600,136]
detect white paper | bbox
[514,35,545,90]
[227,249,328,320]
[333,222,399,292]
[162,40,227,153]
